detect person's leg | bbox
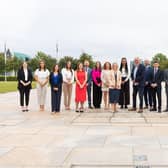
[139,86,144,110]
[93,83,98,108]
[51,89,56,112]
[144,86,148,107]
[63,83,68,109]
[56,89,62,112]
[119,85,124,108]
[19,89,24,110]
[157,87,162,112]
[152,88,157,110]
[41,86,47,111]
[87,84,92,107]
[25,88,30,110]
[37,85,42,110]
[133,86,138,109]
[67,84,72,109]
[148,85,153,109]
[103,91,107,109]
[76,102,79,112]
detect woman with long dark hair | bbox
[49,64,63,114]
[92,61,102,108]
[119,57,130,109]
[61,61,74,110]
[75,62,87,112]
[17,61,33,112]
[34,60,50,111]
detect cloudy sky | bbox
[0,0,168,62]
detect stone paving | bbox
[1,87,168,168]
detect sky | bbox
[0,0,168,63]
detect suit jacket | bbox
[144,66,152,83]
[17,68,33,90]
[164,69,168,84]
[49,72,63,91]
[150,68,163,87]
[131,64,145,87]
[84,67,92,85]
[109,70,122,89]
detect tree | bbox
[78,52,95,68]
[0,53,5,74]
[151,53,168,70]
[29,51,57,71]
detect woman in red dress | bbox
[75,62,87,113]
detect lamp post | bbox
[4,43,7,82]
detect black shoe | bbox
[120,105,123,109]
[22,110,26,112]
[75,110,79,113]
[125,105,128,109]
[144,106,148,109]
[89,106,93,109]
[25,109,29,112]
[158,109,162,113]
[150,108,157,111]
[80,109,84,113]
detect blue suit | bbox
[131,64,145,109]
[84,67,92,107]
[144,66,153,108]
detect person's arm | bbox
[81,71,87,88]
[118,72,122,88]
[70,70,75,84]
[61,68,69,83]
[92,70,99,85]
[75,71,81,87]
[41,70,49,87]
[135,65,145,83]
[101,70,106,84]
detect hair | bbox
[20,61,28,70]
[95,61,102,71]
[119,57,128,73]
[38,60,46,71]
[65,60,73,75]
[103,62,111,70]
[77,62,84,71]
[153,59,159,64]
[52,64,60,73]
[112,62,119,70]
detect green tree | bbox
[0,53,5,74]
[152,53,168,70]
[79,52,95,68]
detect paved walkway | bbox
[1,87,168,168]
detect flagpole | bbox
[4,43,7,82]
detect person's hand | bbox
[145,81,148,85]
[121,81,125,84]
[54,87,58,91]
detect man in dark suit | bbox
[129,57,145,113]
[143,59,153,110]
[163,69,168,112]
[150,60,163,113]
[84,60,93,109]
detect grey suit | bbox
[164,69,168,109]
[84,67,92,107]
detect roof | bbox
[13,52,31,60]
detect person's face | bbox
[106,63,110,70]
[23,62,27,69]
[113,64,118,71]
[67,62,71,68]
[134,58,140,65]
[84,60,89,67]
[96,62,100,69]
[122,59,127,65]
[79,63,83,70]
[153,63,159,68]
[144,60,150,66]
[54,65,59,72]
[40,61,45,69]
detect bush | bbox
[0,76,17,81]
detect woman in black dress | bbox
[119,57,130,109]
[17,61,33,112]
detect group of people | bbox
[17,57,168,114]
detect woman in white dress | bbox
[101,62,112,109]
[34,60,50,111]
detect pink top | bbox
[92,68,102,86]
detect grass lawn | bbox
[0,81,36,93]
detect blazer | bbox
[164,69,168,84]
[49,72,63,90]
[17,68,33,90]
[109,70,122,89]
[84,67,92,85]
[144,66,153,83]
[131,64,145,87]
[149,68,163,87]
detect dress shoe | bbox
[128,108,136,111]
[143,106,148,109]
[158,109,162,113]
[125,105,128,109]
[150,108,157,111]
[89,106,93,109]
[163,109,168,112]
[137,109,143,113]
[120,105,123,109]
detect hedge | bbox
[0,76,17,81]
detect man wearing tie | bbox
[84,60,93,109]
[129,57,145,113]
[150,60,163,113]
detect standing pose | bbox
[119,57,130,109]
[92,61,102,108]
[101,62,111,109]
[17,61,33,112]
[34,60,50,111]
[61,61,74,110]
[49,64,63,114]
[75,62,87,112]
[109,63,122,112]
